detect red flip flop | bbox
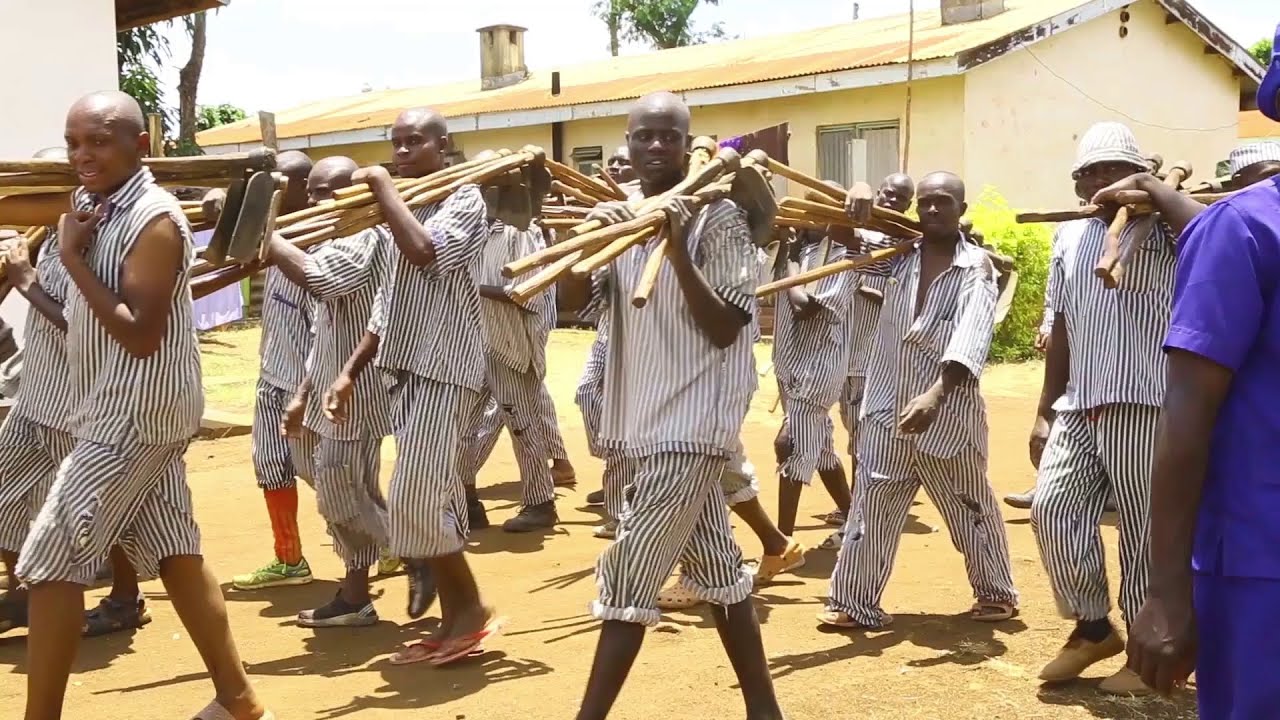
[428,616,508,667]
[389,638,487,665]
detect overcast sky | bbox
[158,0,1277,114]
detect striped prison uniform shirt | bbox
[253,254,316,491]
[0,229,77,553]
[828,236,1015,626]
[18,167,203,586]
[839,230,896,449]
[1031,216,1175,626]
[461,220,557,507]
[1038,225,1067,337]
[367,184,489,559]
[773,236,854,484]
[585,196,757,625]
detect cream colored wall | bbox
[305,125,555,167]
[0,1,117,158]
[963,0,1240,209]
[561,78,965,193]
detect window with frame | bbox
[816,121,901,190]
[571,146,604,176]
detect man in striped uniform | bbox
[1028,123,1175,695]
[561,92,782,720]
[226,150,323,591]
[267,156,394,629]
[821,171,1018,630]
[16,91,270,720]
[772,228,855,539]
[828,177,910,540]
[460,174,560,533]
[325,107,501,666]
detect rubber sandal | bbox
[970,601,1017,623]
[817,531,843,551]
[428,616,507,667]
[389,637,487,665]
[816,610,892,630]
[190,700,276,720]
[656,582,703,610]
[754,540,806,586]
[83,596,152,637]
[824,509,847,527]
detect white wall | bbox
[0,0,118,341]
[0,0,118,157]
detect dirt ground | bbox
[0,325,1198,720]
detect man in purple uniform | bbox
[1124,25,1280,717]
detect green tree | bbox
[594,0,728,52]
[116,24,170,122]
[1251,38,1273,67]
[197,104,247,132]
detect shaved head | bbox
[396,108,449,139]
[68,91,146,137]
[306,156,358,205]
[627,92,691,134]
[876,173,915,213]
[391,107,450,178]
[275,150,315,213]
[916,171,968,241]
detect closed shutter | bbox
[859,125,901,189]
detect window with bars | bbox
[816,122,901,189]
[571,146,604,176]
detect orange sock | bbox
[264,487,302,565]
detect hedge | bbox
[967,186,1053,362]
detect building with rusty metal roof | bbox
[198,0,1261,209]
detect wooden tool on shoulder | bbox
[0,149,275,196]
[1094,160,1190,289]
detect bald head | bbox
[390,107,450,178]
[915,171,968,241]
[876,173,915,213]
[64,91,150,193]
[627,92,692,191]
[274,151,315,213]
[68,91,146,137]
[306,155,358,205]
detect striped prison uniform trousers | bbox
[536,385,568,461]
[592,452,754,627]
[387,373,485,558]
[289,429,389,572]
[253,379,302,491]
[779,394,843,485]
[574,363,629,521]
[838,376,866,457]
[16,440,201,586]
[1030,404,1158,625]
[828,420,1017,627]
[461,359,556,507]
[0,417,76,554]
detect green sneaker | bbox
[377,549,403,577]
[231,557,313,590]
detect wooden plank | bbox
[258,111,278,151]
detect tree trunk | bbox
[177,12,207,150]
[607,0,620,56]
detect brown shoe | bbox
[1098,667,1154,696]
[1039,631,1124,682]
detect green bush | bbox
[967,186,1053,362]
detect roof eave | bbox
[199,56,963,153]
[1156,0,1264,85]
[117,0,227,31]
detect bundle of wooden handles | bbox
[0,149,277,195]
[501,136,742,309]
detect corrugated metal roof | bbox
[195,0,1235,147]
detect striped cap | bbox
[1229,142,1280,174]
[1072,122,1148,174]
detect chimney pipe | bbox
[940,0,1005,25]
[551,71,561,96]
[476,24,530,91]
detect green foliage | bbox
[117,26,171,125]
[966,187,1053,362]
[1251,38,1273,67]
[198,104,248,132]
[594,0,728,50]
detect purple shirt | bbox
[1165,177,1280,579]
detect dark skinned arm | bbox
[666,214,751,350]
[1093,173,1205,237]
[11,278,67,332]
[62,214,183,359]
[265,236,310,290]
[363,172,438,267]
[1148,351,1230,594]
[478,284,536,313]
[783,257,820,320]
